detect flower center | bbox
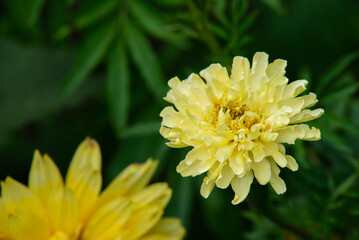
[208,100,262,135]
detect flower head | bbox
[0,138,185,240]
[160,52,324,204]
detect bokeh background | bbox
[1,0,359,239]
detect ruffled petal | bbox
[252,158,271,185]
[231,171,254,204]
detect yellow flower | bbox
[160,52,324,204]
[0,138,185,240]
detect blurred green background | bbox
[1,0,359,239]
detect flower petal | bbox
[252,158,271,185]
[97,159,158,208]
[1,177,46,220]
[282,80,307,100]
[285,155,299,171]
[275,124,321,144]
[262,142,287,167]
[82,198,132,240]
[269,160,286,194]
[0,198,10,238]
[200,177,216,198]
[139,217,186,240]
[29,150,63,205]
[66,170,101,221]
[216,162,235,189]
[231,171,254,204]
[66,137,101,186]
[8,210,51,240]
[47,187,78,235]
[290,108,324,124]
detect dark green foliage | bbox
[1,0,359,239]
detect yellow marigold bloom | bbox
[0,138,185,240]
[160,52,324,204]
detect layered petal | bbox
[160,52,323,204]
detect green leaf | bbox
[261,0,286,15]
[321,82,359,106]
[232,0,248,23]
[166,148,193,228]
[28,0,47,26]
[120,121,161,138]
[212,0,229,27]
[167,177,193,227]
[329,174,357,209]
[129,1,166,38]
[61,21,116,97]
[74,0,118,29]
[314,122,352,154]
[126,23,167,101]
[0,40,101,145]
[106,38,129,134]
[105,134,165,183]
[322,114,359,139]
[210,23,229,40]
[153,0,184,6]
[293,140,310,169]
[317,51,359,96]
[237,10,258,36]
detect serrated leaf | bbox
[317,51,359,96]
[61,21,116,97]
[106,38,129,134]
[126,23,167,101]
[120,121,161,138]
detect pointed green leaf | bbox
[261,0,286,15]
[126,23,167,101]
[129,1,166,38]
[329,174,357,208]
[317,51,359,96]
[314,122,352,153]
[321,83,359,105]
[107,38,129,133]
[27,0,47,26]
[61,21,116,97]
[322,114,359,139]
[212,0,229,27]
[120,121,161,138]
[74,0,118,29]
[293,140,310,169]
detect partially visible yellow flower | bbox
[0,138,185,240]
[160,52,324,204]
